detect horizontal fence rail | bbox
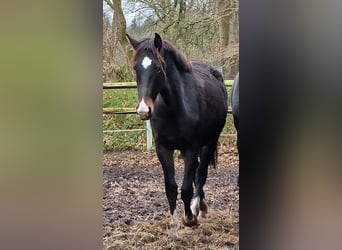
[103,80,236,150]
[103,107,136,114]
[103,82,138,89]
[103,80,234,114]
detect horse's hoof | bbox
[182,214,198,227]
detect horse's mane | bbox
[163,40,192,72]
[133,38,192,72]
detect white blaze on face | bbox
[137,98,150,114]
[141,56,152,69]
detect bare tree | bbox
[217,0,230,48]
[103,0,239,81]
[104,0,134,66]
[103,10,116,81]
[216,0,239,78]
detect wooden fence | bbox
[103,80,234,150]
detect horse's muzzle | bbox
[136,98,153,120]
[138,111,151,120]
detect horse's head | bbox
[127,33,166,120]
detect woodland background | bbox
[103,0,239,82]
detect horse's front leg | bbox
[155,143,179,237]
[181,147,199,227]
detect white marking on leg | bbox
[169,209,179,239]
[199,199,208,218]
[141,56,152,69]
[137,98,149,114]
[191,196,200,216]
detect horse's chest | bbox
[153,120,183,137]
[151,118,194,148]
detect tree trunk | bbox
[227,5,239,79]
[217,0,230,48]
[111,0,134,65]
[216,0,230,78]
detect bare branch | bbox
[104,0,114,10]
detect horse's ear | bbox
[126,33,139,50]
[154,33,162,51]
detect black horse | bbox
[231,73,239,185]
[231,72,239,151]
[127,33,228,232]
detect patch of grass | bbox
[103,89,137,109]
[103,88,237,151]
[103,88,146,151]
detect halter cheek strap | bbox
[155,48,167,79]
[157,54,167,79]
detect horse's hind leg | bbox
[191,142,217,218]
[155,144,179,237]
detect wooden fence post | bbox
[146,120,152,151]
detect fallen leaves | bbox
[103,145,239,249]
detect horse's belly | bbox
[157,133,188,149]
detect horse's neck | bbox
[159,78,179,108]
[160,69,188,108]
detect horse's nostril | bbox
[138,112,151,120]
[136,99,152,120]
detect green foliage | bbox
[103,114,146,151]
[220,114,238,146]
[103,88,146,151]
[103,88,137,109]
[114,65,135,82]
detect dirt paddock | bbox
[103,145,239,249]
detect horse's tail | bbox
[209,145,219,168]
[199,143,219,169]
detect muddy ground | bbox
[103,145,239,250]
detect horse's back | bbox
[191,61,227,111]
[190,61,227,100]
[191,61,224,83]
